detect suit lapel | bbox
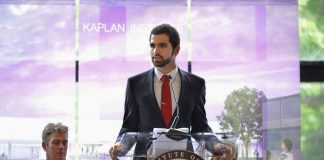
[169,69,190,128]
[178,69,189,111]
[144,69,165,124]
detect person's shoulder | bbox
[280,151,293,160]
[128,69,153,81]
[179,69,205,82]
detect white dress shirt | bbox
[154,66,181,115]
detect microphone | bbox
[166,75,188,141]
[168,75,179,129]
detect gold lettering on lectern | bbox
[154,150,203,160]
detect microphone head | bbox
[168,75,172,80]
[166,129,189,141]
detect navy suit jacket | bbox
[117,68,213,156]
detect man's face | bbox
[42,132,68,160]
[150,34,178,68]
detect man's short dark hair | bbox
[150,24,180,49]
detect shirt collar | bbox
[154,66,178,82]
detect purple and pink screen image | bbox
[0,3,299,143]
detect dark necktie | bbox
[161,75,172,127]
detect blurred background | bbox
[299,0,324,159]
[0,0,323,159]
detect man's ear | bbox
[42,142,47,151]
[173,45,180,56]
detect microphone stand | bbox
[169,75,179,130]
[166,75,188,141]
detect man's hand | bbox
[109,142,122,160]
[211,143,234,160]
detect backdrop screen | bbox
[0,1,299,159]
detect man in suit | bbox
[109,24,233,160]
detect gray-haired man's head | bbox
[42,122,68,144]
[42,122,68,160]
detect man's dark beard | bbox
[152,52,174,67]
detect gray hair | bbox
[42,122,68,144]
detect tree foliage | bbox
[217,86,266,159]
[299,0,324,60]
[301,83,324,160]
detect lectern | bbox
[115,131,238,160]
